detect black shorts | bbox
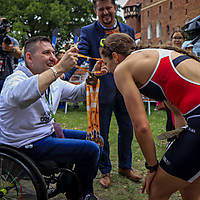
[160,129,200,183]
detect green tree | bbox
[0,0,124,49]
[0,0,95,48]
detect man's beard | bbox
[102,14,114,25]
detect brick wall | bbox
[141,0,200,45]
[124,0,200,45]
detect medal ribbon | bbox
[75,53,102,75]
[73,53,103,147]
[44,87,55,118]
[86,79,103,147]
[77,53,102,61]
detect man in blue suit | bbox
[65,0,142,188]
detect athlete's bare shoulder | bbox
[115,49,159,87]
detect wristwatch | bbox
[50,66,58,79]
[145,160,159,173]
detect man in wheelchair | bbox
[0,36,101,200]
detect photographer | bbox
[0,16,22,91]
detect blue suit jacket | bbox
[65,21,135,104]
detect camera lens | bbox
[2,19,9,26]
[0,18,10,35]
[3,36,11,45]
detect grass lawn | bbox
[54,102,182,200]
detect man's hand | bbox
[92,60,108,76]
[2,42,14,53]
[56,46,79,73]
[2,42,22,59]
[59,73,65,79]
[164,100,187,128]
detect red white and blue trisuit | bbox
[138,49,200,183]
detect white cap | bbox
[186,43,194,48]
[182,41,193,49]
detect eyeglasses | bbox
[172,37,184,40]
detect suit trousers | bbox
[98,91,134,174]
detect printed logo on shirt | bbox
[40,111,52,123]
[163,155,171,166]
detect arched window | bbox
[170,1,173,9]
[156,21,162,38]
[147,24,152,39]
[166,25,170,36]
[159,6,162,13]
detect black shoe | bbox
[82,193,98,200]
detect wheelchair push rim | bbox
[0,145,47,200]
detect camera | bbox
[182,15,200,44]
[0,18,13,81]
[0,18,11,46]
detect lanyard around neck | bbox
[44,87,55,118]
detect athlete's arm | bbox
[114,60,157,166]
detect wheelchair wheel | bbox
[0,145,47,200]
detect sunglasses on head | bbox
[100,38,113,54]
[100,38,106,47]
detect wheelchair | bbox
[0,144,82,200]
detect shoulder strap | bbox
[172,55,192,68]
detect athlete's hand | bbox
[92,60,108,76]
[142,171,156,194]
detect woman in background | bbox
[171,30,185,48]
